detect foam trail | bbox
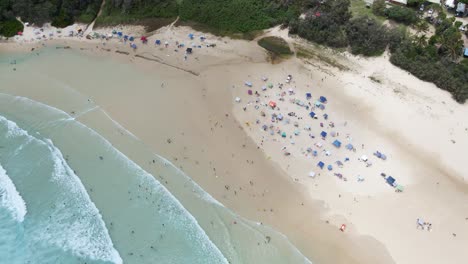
[0,114,123,264]
[0,163,27,222]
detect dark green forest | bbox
[0,0,466,102]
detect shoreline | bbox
[1,23,468,264]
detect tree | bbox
[414,34,428,48]
[414,20,429,34]
[345,16,389,56]
[438,27,463,61]
[385,6,419,25]
[372,0,386,17]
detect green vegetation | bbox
[0,19,23,37]
[292,0,351,48]
[350,0,384,22]
[346,16,389,56]
[97,0,301,34]
[389,15,468,102]
[258,36,293,59]
[0,0,102,31]
[385,6,419,25]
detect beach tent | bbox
[248,90,253,95]
[268,83,273,88]
[333,140,342,148]
[327,165,333,171]
[155,39,161,45]
[336,160,344,167]
[130,43,137,50]
[317,161,325,169]
[186,48,193,54]
[323,114,328,120]
[320,131,327,138]
[312,150,318,156]
[330,131,336,137]
[386,176,396,186]
[306,93,312,99]
[346,143,354,150]
[235,97,241,103]
[189,33,194,39]
[360,155,368,162]
[309,171,316,178]
[319,96,327,103]
[309,112,316,118]
[319,104,325,110]
[117,32,123,37]
[245,81,253,87]
[124,35,129,40]
[464,48,468,58]
[315,142,323,148]
[281,132,287,138]
[315,101,321,107]
[277,114,283,120]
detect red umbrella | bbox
[17,31,23,36]
[140,36,148,43]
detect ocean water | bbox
[0,48,311,264]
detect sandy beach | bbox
[1,21,468,264]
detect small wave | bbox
[0,164,27,222]
[0,114,123,264]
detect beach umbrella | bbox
[124,35,128,40]
[309,171,316,178]
[112,30,117,34]
[235,97,241,103]
[247,90,253,95]
[294,130,300,135]
[277,114,283,120]
[245,81,252,87]
[346,144,353,150]
[313,150,318,156]
[327,165,333,171]
[268,83,273,88]
[319,96,327,103]
[141,36,148,43]
[281,132,287,138]
[269,101,277,108]
[262,86,267,91]
[315,101,321,107]
[189,33,194,39]
[309,112,316,118]
[323,114,329,120]
[129,36,135,41]
[330,131,336,137]
[306,92,312,99]
[320,131,327,138]
[117,32,123,37]
[317,161,325,169]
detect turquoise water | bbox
[0,49,311,264]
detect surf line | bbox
[134,54,200,76]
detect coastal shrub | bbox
[0,0,102,27]
[390,40,468,103]
[385,6,419,25]
[0,19,24,37]
[295,0,351,48]
[258,36,293,57]
[346,16,389,56]
[372,0,386,17]
[178,0,299,33]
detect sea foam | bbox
[0,114,123,264]
[0,164,27,222]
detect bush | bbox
[295,0,351,48]
[372,0,386,16]
[258,36,293,56]
[390,40,468,103]
[385,6,419,25]
[346,16,389,56]
[0,19,24,37]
